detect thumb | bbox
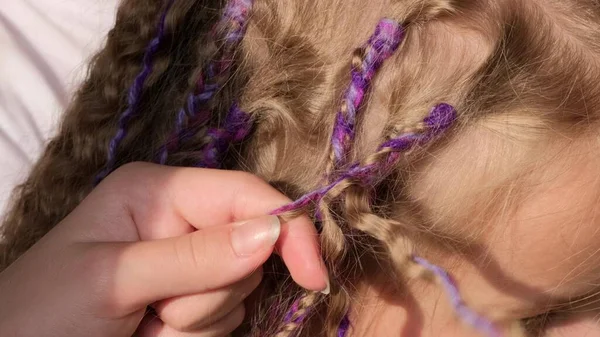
[108,215,280,312]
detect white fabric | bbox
[0,0,118,217]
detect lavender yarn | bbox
[157,0,253,164]
[95,0,175,185]
[331,19,405,167]
[413,256,501,337]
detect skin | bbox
[350,136,600,336]
[0,163,328,337]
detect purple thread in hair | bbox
[196,103,253,168]
[413,256,501,337]
[283,298,308,324]
[157,0,253,164]
[195,103,253,168]
[278,296,311,337]
[274,105,455,335]
[95,0,175,185]
[423,102,456,134]
[331,19,405,167]
[337,314,351,337]
[272,103,456,215]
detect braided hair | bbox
[93,1,498,336]
[7,0,600,336]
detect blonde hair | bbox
[2,0,600,336]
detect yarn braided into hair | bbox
[95,0,175,184]
[268,17,408,337]
[273,104,457,215]
[157,0,253,164]
[270,104,500,337]
[330,19,405,169]
[103,1,500,336]
[197,103,253,168]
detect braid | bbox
[158,0,253,164]
[306,21,405,337]
[275,292,320,337]
[197,103,253,168]
[95,0,175,184]
[269,19,408,337]
[328,19,405,172]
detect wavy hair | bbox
[3,0,600,336]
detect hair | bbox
[2,0,600,336]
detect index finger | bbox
[111,163,328,292]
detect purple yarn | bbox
[281,301,349,336]
[157,0,253,164]
[272,103,456,215]
[277,297,311,337]
[423,103,456,134]
[412,256,501,337]
[337,314,351,337]
[95,0,175,185]
[195,103,253,168]
[283,298,308,324]
[331,19,405,167]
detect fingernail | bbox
[321,278,331,295]
[321,265,331,295]
[231,215,281,256]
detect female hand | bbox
[0,162,328,337]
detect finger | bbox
[155,269,262,332]
[96,163,327,291]
[137,305,245,337]
[113,216,277,309]
[164,167,329,292]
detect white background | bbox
[0,0,118,218]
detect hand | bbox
[0,163,328,337]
